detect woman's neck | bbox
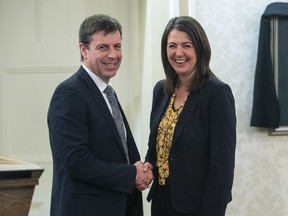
[173,84,189,110]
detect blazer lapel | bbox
[172,91,199,146]
[150,94,170,142]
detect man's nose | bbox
[107,48,117,58]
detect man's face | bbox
[80,30,122,83]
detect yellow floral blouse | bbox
[156,91,186,185]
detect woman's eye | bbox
[168,44,176,48]
[183,43,194,48]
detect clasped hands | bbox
[134,161,154,191]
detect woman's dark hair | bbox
[161,16,217,94]
[79,14,122,61]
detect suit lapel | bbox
[78,67,127,158]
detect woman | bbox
[145,16,236,216]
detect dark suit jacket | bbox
[146,79,236,216]
[48,66,143,216]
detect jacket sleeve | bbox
[200,83,237,216]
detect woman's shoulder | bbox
[153,79,166,95]
[154,79,165,89]
[203,78,231,92]
[206,78,228,87]
[198,78,234,101]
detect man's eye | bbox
[97,45,107,50]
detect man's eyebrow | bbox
[96,43,108,48]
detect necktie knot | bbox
[104,85,118,106]
[104,85,114,96]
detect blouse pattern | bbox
[156,90,186,185]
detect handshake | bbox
[134,161,154,191]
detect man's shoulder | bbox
[56,67,85,88]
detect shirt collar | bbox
[82,63,110,93]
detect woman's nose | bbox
[175,47,184,56]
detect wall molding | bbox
[1,66,79,75]
[0,0,41,43]
[9,154,52,164]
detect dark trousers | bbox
[151,179,199,216]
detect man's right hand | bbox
[134,161,154,191]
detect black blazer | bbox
[146,79,236,215]
[48,66,143,216]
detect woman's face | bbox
[166,29,197,80]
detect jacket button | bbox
[169,158,175,163]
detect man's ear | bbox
[79,43,88,59]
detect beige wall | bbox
[0,0,288,215]
[0,0,140,214]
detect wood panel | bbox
[0,157,44,216]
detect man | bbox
[48,14,153,216]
